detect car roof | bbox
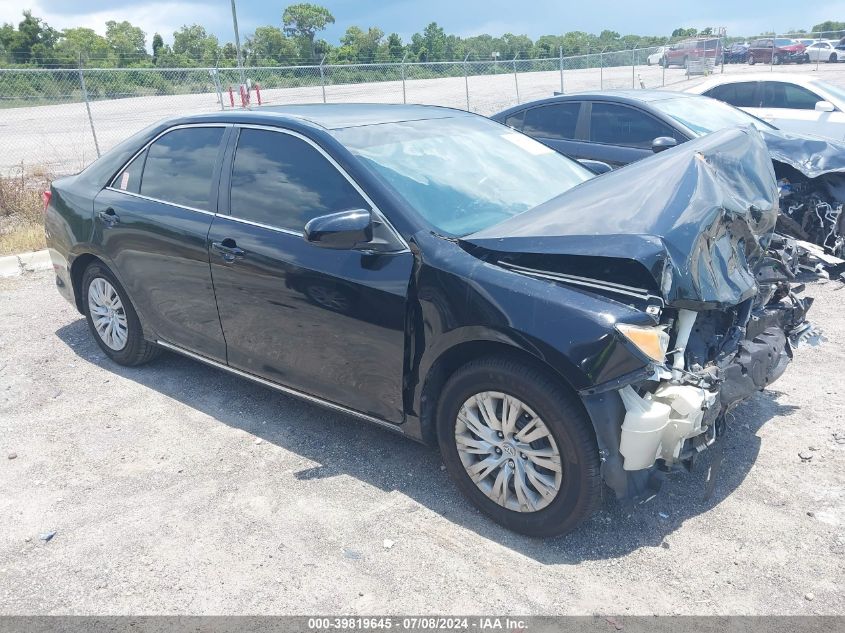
[166,103,472,131]
[494,89,697,115]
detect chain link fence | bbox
[5,35,845,176]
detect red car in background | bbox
[747,38,809,65]
[662,38,722,68]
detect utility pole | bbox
[230,0,247,87]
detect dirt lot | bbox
[0,270,844,615]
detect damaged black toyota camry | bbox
[45,105,815,536]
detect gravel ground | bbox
[0,270,843,615]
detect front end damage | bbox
[760,128,845,271]
[466,126,819,501]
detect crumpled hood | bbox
[465,126,778,310]
[760,127,845,179]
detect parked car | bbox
[661,38,722,68]
[492,91,845,253]
[746,38,808,64]
[804,40,841,62]
[722,42,749,63]
[686,73,845,139]
[646,46,665,66]
[45,104,815,537]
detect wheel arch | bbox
[69,252,105,314]
[414,334,588,446]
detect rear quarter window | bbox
[139,127,225,211]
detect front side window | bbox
[589,102,677,148]
[760,82,822,110]
[229,129,367,231]
[140,127,224,211]
[521,103,581,140]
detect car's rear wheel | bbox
[748,53,755,65]
[773,53,782,65]
[436,356,601,537]
[683,56,689,69]
[81,263,160,366]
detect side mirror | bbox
[651,136,678,153]
[815,100,835,112]
[577,159,613,174]
[304,208,373,250]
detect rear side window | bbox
[589,102,677,148]
[521,103,581,140]
[760,82,823,110]
[229,129,367,231]
[111,150,146,194]
[140,127,224,211]
[503,110,524,130]
[705,82,759,108]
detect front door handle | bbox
[212,239,245,263]
[98,208,119,226]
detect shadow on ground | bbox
[56,317,796,564]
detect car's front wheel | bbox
[436,356,601,537]
[748,54,756,65]
[81,262,160,366]
[830,53,839,63]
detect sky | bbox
[3,0,844,50]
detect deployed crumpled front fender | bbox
[760,128,845,179]
[466,126,779,311]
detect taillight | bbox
[42,190,51,212]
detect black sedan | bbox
[46,105,813,536]
[492,91,845,254]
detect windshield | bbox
[333,116,592,236]
[813,80,845,103]
[651,96,776,136]
[775,39,796,46]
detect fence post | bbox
[401,52,407,104]
[211,66,225,110]
[632,45,637,88]
[600,48,605,89]
[559,46,564,93]
[77,55,100,158]
[319,55,327,103]
[816,32,821,71]
[771,35,775,71]
[512,53,520,104]
[464,53,471,111]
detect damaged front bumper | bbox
[584,287,818,502]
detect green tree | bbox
[0,10,59,65]
[55,27,110,64]
[245,25,298,65]
[671,27,698,38]
[282,3,335,61]
[811,20,845,36]
[172,24,219,65]
[106,20,147,66]
[338,25,384,62]
[152,33,164,64]
[386,32,403,60]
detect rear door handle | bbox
[212,239,245,263]
[97,208,119,226]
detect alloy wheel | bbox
[87,277,129,351]
[454,391,563,513]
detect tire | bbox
[829,53,838,63]
[773,53,782,65]
[683,56,689,69]
[81,262,160,366]
[748,54,756,65]
[436,356,601,537]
